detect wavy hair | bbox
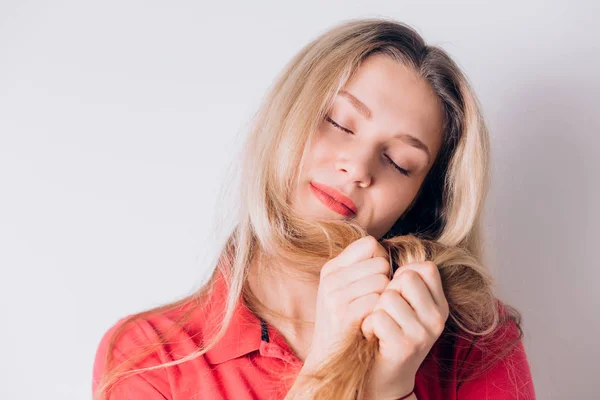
[93,17,523,400]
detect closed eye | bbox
[325,115,352,134]
[324,115,411,177]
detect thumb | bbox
[362,314,375,340]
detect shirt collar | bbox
[203,269,266,364]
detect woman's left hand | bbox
[360,261,450,400]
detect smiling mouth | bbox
[309,183,356,217]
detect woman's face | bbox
[291,54,445,239]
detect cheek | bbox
[296,134,329,179]
[310,127,345,160]
[380,198,405,219]
[376,185,418,218]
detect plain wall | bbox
[1,1,598,398]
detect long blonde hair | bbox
[94,17,523,400]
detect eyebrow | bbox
[338,89,432,164]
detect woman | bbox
[93,18,536,399]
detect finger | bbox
[390,266,449,334]
[393,262,448,311]
[322,235,390,277]
[348,292,380,329]
[338,272,390,305]
[374,288,427,341]
[328,256,391,291]
[369,308,405,356]
[361,314,374,340]
[387,269,437,318]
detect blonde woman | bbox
[92,18,536,400]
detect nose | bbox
[335,146,374,188]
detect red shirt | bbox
[93,270,536,399]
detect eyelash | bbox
[324,115,411,177]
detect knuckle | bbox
[372,309,387,324]
[414,325,428,340]
[371,274,389,293]
[399,269,419,282]
[433,320,446,336]
[379,289,397,304]
[351,296,379,323]
[430,313,446,335]
[410,328,429,347]
[373,256,391,272]
[374,273,390,290]
[320,261,334,278]
[406,340,420,356]
[372,255,386,266]
[360,292,380,310]
[416,338,429,352]
[443,303,451,319]
[364,235,379,249]
[423,261,439,276]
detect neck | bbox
[247,251,320,360]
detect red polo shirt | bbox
[92,270,536,399]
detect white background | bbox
[1,1,598,399]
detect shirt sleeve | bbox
[456,318,536,399]
[92,317,172,400]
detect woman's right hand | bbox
[302,235,392,372]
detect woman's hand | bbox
[302,236,392,374]
[361,261,449,400]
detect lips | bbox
[310,182,357,214]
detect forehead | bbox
[338,54,444,160]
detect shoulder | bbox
[92,316,170,399]
[455,300,536,399]
[418,299,536,399]
[92,301,203,399]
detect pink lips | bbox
[310,182,357,215]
